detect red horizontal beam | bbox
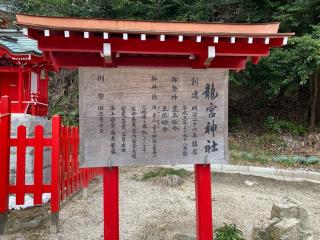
[38,35,103,53]
[37,36,270,57]
[10,138,52,146]
[50,52,107,67]
[9,184,52,194]
[48,52,247,69]
[209,56,247,69]
[110,38,270,57]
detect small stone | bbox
[252,197,314,240]
[271,197,300,219]
[270,218,300,240]
[162,175,183,187]
[159,223,167,231]
[244,180,258,187]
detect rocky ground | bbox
[2,167,320,240]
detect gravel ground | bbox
[2,167,320,240]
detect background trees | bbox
[3,0,320,128]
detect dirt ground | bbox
[2,167,320,240]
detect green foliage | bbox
[234,27,320,99]
[6,0,320,127]
[305,156,320,165]
[141,167,191,181]
[264,116,307,135]
[272,155,295,165]
[229,116,242,129]
[48,70,79,126]
[254,133,284,147]
[274,0,320,35]
[215,223,245,240]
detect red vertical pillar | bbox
[0,96,11,235]
[51,115,61,233]
[44,73,49,115]
[103,167,119,240]
[195,164,213,240]
[17,70,23,113]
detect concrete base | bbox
[50,212,59,234]
[82,188,88,200]
[0,213,8,235]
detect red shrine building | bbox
[0,29,49,116]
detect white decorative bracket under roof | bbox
[204,46,215,67]
[102,43,112,63]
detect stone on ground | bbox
[252,197,314,240]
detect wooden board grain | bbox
[79,67,229,167]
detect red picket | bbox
[65,128,70,198]
[74,128,79,191]
[70,128,75,194]
[15,126,27,205]
[60,127,66,201]
[34,125,44,205]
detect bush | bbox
[264,116,307,135]
[215,223,245,240]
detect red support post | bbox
[103,167,119,240]
[0,96,11,235]
[17,70,23,112]
[195,164,213,240]
[51,115,61,233]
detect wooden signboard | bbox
[79,68,228,167]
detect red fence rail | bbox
[0,96,102,234]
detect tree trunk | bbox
[310,68,320,129]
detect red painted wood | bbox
[1,111,100,216]
[38,35,273,56]
[16,126,27,205]
[65,128,70,197]
[103,167,119,240]
[195,164,213,240]
[9,184,52,194]
[51,115,61,213]
[0,68,48,116]
[74,128,79,191]
[10,138,52,147]
[17,70,23,112]
[34,125,44,205]
[60,127,66,201]
[70,128,74,194]
[48,52,247,69]
[0,96,11,214]
[34,34,281,69]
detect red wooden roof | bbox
[16,14,293,37]
[16,14,294,70]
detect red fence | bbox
[0,96,102,233]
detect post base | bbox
[0,213,8,235]
[50,212,59,234]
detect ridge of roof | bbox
[16,14,294,36]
